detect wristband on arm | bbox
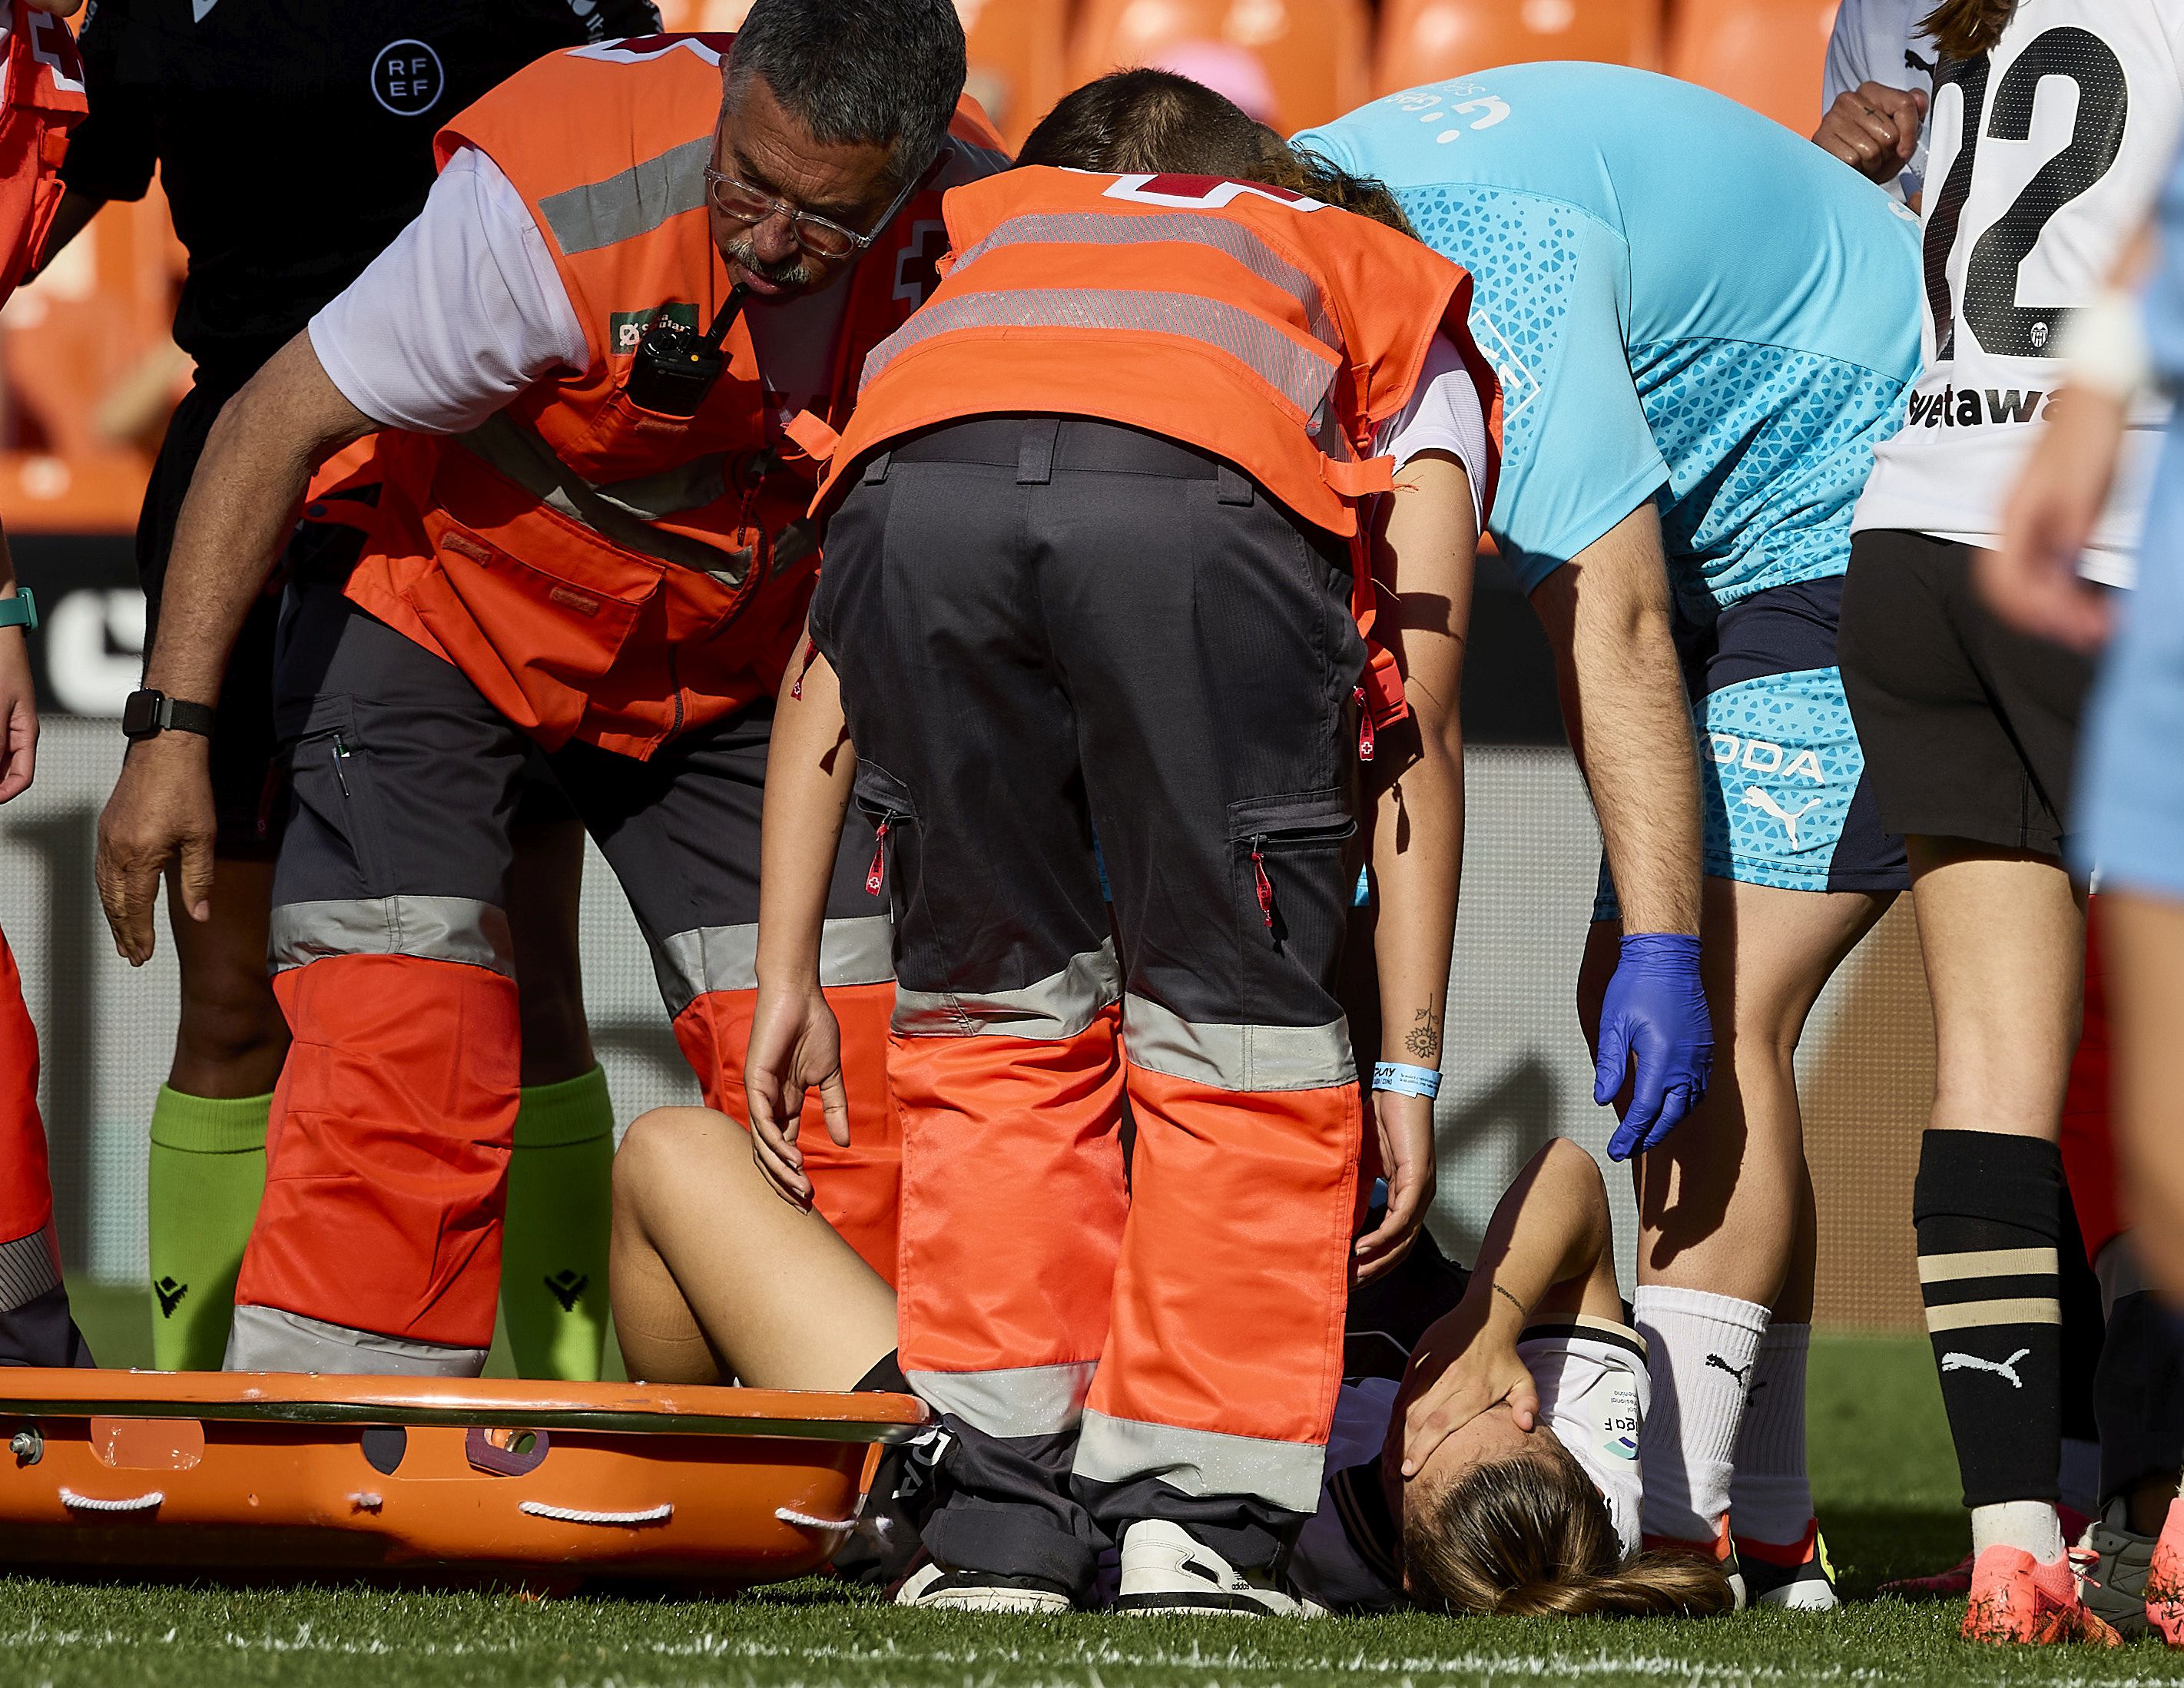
[2060,287,2151,401]
[1371,1061,1441,1099]
[0,589,34,632]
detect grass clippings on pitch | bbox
[7,1334,2184,1688]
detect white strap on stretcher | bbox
[59,1487,164,1512]
[519,1500,673,1527]
[774,1506,857,1532]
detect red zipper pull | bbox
[1354,686,1375,762]
[790,634,818,701]
[866,819,890,896]
[1251,839,1273,928]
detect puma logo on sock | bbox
[1941,1348,2031,1389]
[1705,1353,1752,1385]
[545,1270,589,1313]
[154,1276,188,1319]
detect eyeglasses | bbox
[703,166,922,260]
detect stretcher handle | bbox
[775,1505,858,1533]
[59,1487,164,1512]
[519,1500,673,1527]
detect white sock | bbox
[1727,1320,1811,1549]
[1635,1285,1770,1544]
[1971,1500,2065,1563]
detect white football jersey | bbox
[1823,0,1940,204]
[1854,0,2184,586]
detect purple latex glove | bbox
[1596,933,1713,1161]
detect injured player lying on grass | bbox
[609,1113,1735,1618]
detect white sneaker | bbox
[1113,1519,1324,1617]
[894,1560,1074,1613]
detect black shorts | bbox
[1838,529,2097,859]
[143,384,575,854]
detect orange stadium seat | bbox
[1374,0,1662,94]
[1069,0,1372,134]
[959,0,1070,149]
[1665,0,1837,134]
[0,192,184,534]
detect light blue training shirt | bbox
[1298,64,1926,615]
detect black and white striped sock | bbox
[1916,1129,2065,1557]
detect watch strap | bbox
[159,696,217,738]
[0,589,34,632]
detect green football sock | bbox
[502,1065,615,1381]
[147,1086,270,1371]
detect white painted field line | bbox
[8,1617,2184,1688]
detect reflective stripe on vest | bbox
[861,288,1341,423]
[449,412,752,584]
[949,211,1342,356]
[535,134,711,257]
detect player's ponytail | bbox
[1921,0,2017,61]
[1402,1441,1737,1618]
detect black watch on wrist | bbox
[121,688,217,743]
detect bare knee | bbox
[614,1107,741,1225]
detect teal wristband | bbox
[0,589,33,632]
[1371,1060,1441,1099]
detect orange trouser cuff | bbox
[0,927,51,1243]
[1089,1063,1360,1451]
[240,953,520,1348]
[674,980,905,1282]
[893,1009,1130,1381]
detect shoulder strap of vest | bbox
[1323,454,1396,499]
[783,410,840,463]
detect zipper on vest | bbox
[330,733,354,799]
[1250,836,1273,929]
[667,647,684,739]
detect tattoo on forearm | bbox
[1403,1003,1441,1062]
[1492,1282,1525,1318]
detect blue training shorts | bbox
[2078,473,2184,900]
[1594,576,1908,922]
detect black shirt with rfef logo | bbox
[62,0,661,386]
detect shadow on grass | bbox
[1821,1504,1969,1602]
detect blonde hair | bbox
[1402,1440,1736,1618]
[1921,0,2017,60]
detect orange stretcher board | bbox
[0,1370,929,1584]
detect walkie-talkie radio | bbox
[625,285,748,417]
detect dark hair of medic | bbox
[1017,68,1421,239]
[1401,1438,1738,1619]
[1920,0,2017,60]
[724,0,967,187]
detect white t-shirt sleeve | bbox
[1372,330,1490,532]
[1520,1319,1650,1562]
[309,146,591,436]
[1821,0,1874,111]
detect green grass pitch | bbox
[7,1324,2184,1686]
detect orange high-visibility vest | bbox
[323,35,1008,759]
[812,166,1500,726]
[0,1,84,303]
